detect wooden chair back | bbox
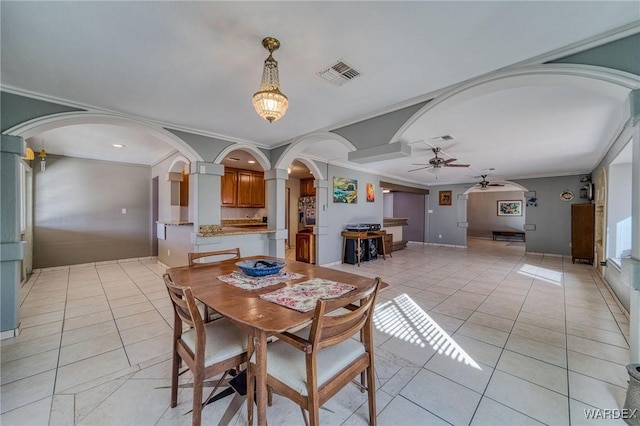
[188,248,241,266]
[308,278,380,351]
[164,274,201,327]
[163,273,248,426]
[257,277,381,425]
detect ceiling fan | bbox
[472,175,505,190]
[408,147,470,172]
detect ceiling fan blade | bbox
[444,158,458,164]
[488,183,505,186]
[411,163,430,166]
[445,163,470,167]
[407,166,430,172]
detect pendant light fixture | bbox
[38,148,47,171]
[252,37,288,123]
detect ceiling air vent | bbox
[318,60,361,86]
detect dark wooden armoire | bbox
[571,203,595,264]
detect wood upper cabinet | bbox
[222,168,265,208]
[237,170,253,207]
[571,203,595,264]
[251,172,265,207]
[300,178,315,197]
[221,169,238,206]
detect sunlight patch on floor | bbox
[374,294,481,370]
[517,264,563,286]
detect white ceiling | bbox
[2,2,639,186]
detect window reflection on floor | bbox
[374,293,481,370]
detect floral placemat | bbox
[259,278,357,312]
[217,271,304,290]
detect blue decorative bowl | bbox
[235,259,286,277]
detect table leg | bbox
[356,237,361,267]
[250,330,268,426]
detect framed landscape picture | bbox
[497,200,522,216]
[333,177,358,204]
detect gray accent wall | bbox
[468,191,525,239]
[426,184,469,246]
[331,101,430,149]
[316,163,385,265]
[164,128,235,163]
[513,175,587,255]
[33,155,152,268]
[392,192,425,242]
[1,92,84,132]
[427,177,586,254]
[550,33,640,76]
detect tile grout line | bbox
[50,265,71,424]
[465,254,537,425]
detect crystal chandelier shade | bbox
[252,37,288,123]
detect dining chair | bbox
[187,248,241,321]
[163,273,248,426]
[249,277,381,426]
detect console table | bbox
[341,230,387,267]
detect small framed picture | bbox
[439,190,452,206]
[497,200,522,216]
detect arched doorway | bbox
[464,181,529,248]
[5,112,202,270]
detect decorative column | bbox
[314,179,330,265]
[189,161,224,232]
[627,89,640,363]
[265,169,288,258]
[1,135,27,338]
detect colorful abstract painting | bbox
[333,177,358,204]
[366,183,375,202]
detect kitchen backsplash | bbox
[220,207,267,219]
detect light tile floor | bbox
[1,239,632,425]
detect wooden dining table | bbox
[167,255,385,426]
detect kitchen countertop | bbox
[157,220,193,226]
[197,223,272,237]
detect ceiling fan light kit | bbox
[252,37,288,123]
[473,174,504,190]
[408,147,470,172]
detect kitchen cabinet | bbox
[571,203,594,264]
[300,178,315,197]
[237,170,253,207]
[221,168,265,208]
[251,172,265,207]
[221,169,238,206]
[296,230,315,264]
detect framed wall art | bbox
[366,183,375,202]
[333,177,358,204]
[497,200,522,216]
[439,190,452,206]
